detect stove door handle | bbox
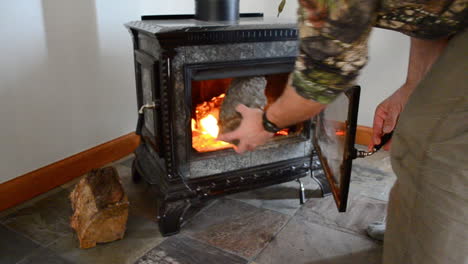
[138,101,160,114]
[136,101,160,135]
[354,131,394,158]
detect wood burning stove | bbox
[125,14,361,236]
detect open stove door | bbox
[312,86,360,212]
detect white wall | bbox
[0,0,408,184]
[358,29,409,126]
[0,0,139,184]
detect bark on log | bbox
[70,166,129,249]
[219,76,267,144]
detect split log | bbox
[219,76,267,144]
[70,166,129,249]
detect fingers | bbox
[217,129,239,143]
[247,144,257,151]
[218,104,248,143]
[372,108,386,146]
[222,104,266,154]
[235,104,249,116]
[234,142,257,154]
[235,141,248,154]
[382,107,398,134]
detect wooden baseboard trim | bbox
[0,132,140,212]
[355,125,373,146]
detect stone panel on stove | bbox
[253,40,298,58]
[138,34,161,58]
[250,141,306,167]
[171,51,191,177]
[183,43,254,64]
[190,152,252,177]
[189,139,312,178]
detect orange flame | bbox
[335,130,346,136]
[192,94,233,152]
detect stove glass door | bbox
[313,86,360,212]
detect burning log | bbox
[69,167,129,249]
[219,76,268,143]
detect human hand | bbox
[369,85,412,151]
[217,104,274,154]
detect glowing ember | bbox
[192,94,233,152]
[200,114,219,138]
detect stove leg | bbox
[131,159,142,183]
[158,199,191,236]
[311,170,332,197]
[297,179,305,204]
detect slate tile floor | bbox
[0,150,395,264]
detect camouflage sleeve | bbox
[292,0,380,104]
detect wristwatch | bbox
[262,111,282,133]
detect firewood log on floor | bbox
[70,166,129,249]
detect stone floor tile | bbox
[227,174,323,216]
[118,154,135,168]
[183,199,290,259]
[48,214,165,264]
[110,154,135,168]
[254,218,382,264]
[113,164,158,220]
[0,205,17,219]
[135,235,247,264]
[295,195,387,237]
[17,247,73,264]
[0,224,41,264]
[1,189,73,245]
[350,149,396,201]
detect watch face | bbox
[313,86,360,212]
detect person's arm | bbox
[265,81,326,128]
[370,36,448,151]
[218,84,326,154]
[219,0,380,153]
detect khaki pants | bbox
[383,31,468,263]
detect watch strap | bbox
[262,112,281,133]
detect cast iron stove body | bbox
[125,14,328,236]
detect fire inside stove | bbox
[191,93,233,152]
[191,75,292,153]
